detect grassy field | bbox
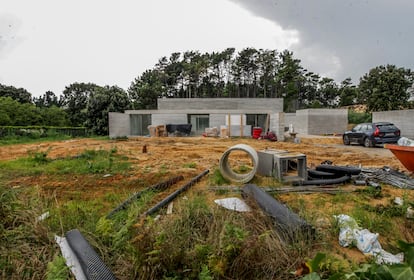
[1,137,413,279]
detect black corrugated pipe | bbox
[242,184,315,242]
[106,175,184,218]
[144,169,209,216]
[293,175,351,186]
[307,169,338,180]
[65,229,116,280]
[315,165,361,176]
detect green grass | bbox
[0,148,131,177]
[0,135,73,146]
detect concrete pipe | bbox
[219,144,259,183]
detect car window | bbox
[353,124,362,131]
[361,124,368,131]
[377,124,397,130]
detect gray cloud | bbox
[0,13,23,59]
[229,0,414,83]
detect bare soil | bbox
[1,135,409,201]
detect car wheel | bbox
[364,137,372,148]
[343,135,350,145]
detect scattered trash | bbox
[166,202,174,214]
[407,206,414,219]
[398,137,414,147]
[142,145,147,153]
[103,174,112,178]
[394,197,404,206]
[214,197,251,212]
[36,211,50,222]
[334,214,404,265]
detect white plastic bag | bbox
[334,214,403,264]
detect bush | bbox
[348,109,371,125]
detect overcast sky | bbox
[1,0,413,97]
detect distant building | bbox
[108,98,285,139]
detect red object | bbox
[385,144,414,172]
[373,127,380,137]
[252,127,263,139]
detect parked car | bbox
[343,122,401,147]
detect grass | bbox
[1,138,414,279]
[0,135,73,145]
[0,185,57,279]
[0,147,131,177]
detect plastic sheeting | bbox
[334,214,404,265]
[214,197,251,212]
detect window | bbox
[246,114,268,130]
[188,114,209,135]
[130,114,151,136]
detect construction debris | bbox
[361,166,414,189]
[242,184,315,241]
[144,170,209,216]
[335,214,404,265]
[106,175,184,218]
[214,197,251,212]
[56,229,116,280]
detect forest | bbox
[1,48,413,135]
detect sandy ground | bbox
[0,134,404,169]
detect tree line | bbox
[1,48,413,135]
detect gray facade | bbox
[373,109,414,139]
[109,98,285,139]
[287,109,348,135]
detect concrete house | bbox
[109,98,285,139]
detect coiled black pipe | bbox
[315,165,361,176]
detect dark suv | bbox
[343,122,401,147]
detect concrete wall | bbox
[373,109,414,139]
[284,113,297,131]
[269,112,285,141]
[151,113,187,126]
[108,112,130,138]
[294,110,309,134]
[210,114,226,128]
[293,109,348,135]
[158,98,283,112]
[109,98,285,138]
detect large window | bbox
[188,114,209,135]
[130,114,151,136]
[246,114,268,129]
